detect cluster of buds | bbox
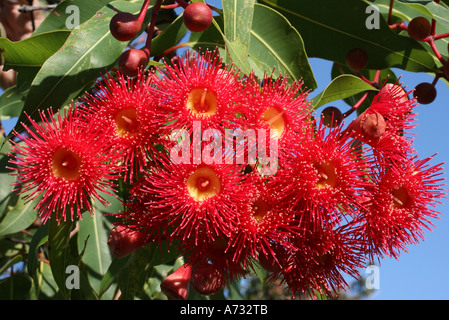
[110,0,213,77]
[8,48,446,298]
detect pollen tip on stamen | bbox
[121,115,133,124]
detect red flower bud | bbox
[160,264,192,300]
[191,262,225,296]
[107,225,148,259]
[349,111,386,143]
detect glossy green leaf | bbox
[223,0,255,50]
[0,195,38,238]
[0,31,70,70]
[259,0,439,72]
[331,62,399,113]
[48,217,77,300]
[248,3,317,89]
[311,74,378,109]
[77,211,113,293]
[118,244,156,300]
[27,224,49,286]
[0,85,28,119]
[33,0,115,35]
[98,256,130,298]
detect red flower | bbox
[348,82,417,162]
[80,71,161,181]
[8,107,117,223]
[152,50,248,138]
[270,223,365,298]
[269,122,372,228]
[361,156,446,259]
[135,155,249,243]
[227,174,301,269]
[244,74,312,164]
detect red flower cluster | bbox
[9,50,446,298]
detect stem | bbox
[432,73,441,86]
[387,0,394,25]
[155,42,191,60]
[174,0,189,9]
[342,91,370,119]
[161,3,180,9]
[355,71,378,89]
[137,0,151,23]
[335,62,345,75]
[426,36,446,65]
[389,22,407,31]
[143,0,163,58]
[431,18,437,37]
[373,70,381,84]
[434,32,449,40]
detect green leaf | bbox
[118,244,156,300]
[14,1,151,134]
[227,280,244,300]
[331,62,399,113]
[0,195,38,238]
[0,273,32,299]
[311,74,378,109]
[48,217,77,300]
[0,254,24,278]
[98,256,130,298]
[0,85,28,119]
[223,0,255,50]
[27,224,49,286]
[259,0,439,72]
[223,35,252,74]
[0,31,70,70]
[248,3,317,89]
[221,0,254,73]
[77,211,113,293]
[33,0,115,35]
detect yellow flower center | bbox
[186,88,218,116]
[52,148,82,181]
[260,106,286,139]
[313,162,337,188]
[186,167,221,201]
[115,108,139,136]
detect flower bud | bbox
[349,111,386,143]
[191,262,225,296]
[321,106,343,128]
[160,264,193,300]
[118,49,148,77]
[107,225,148,259]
